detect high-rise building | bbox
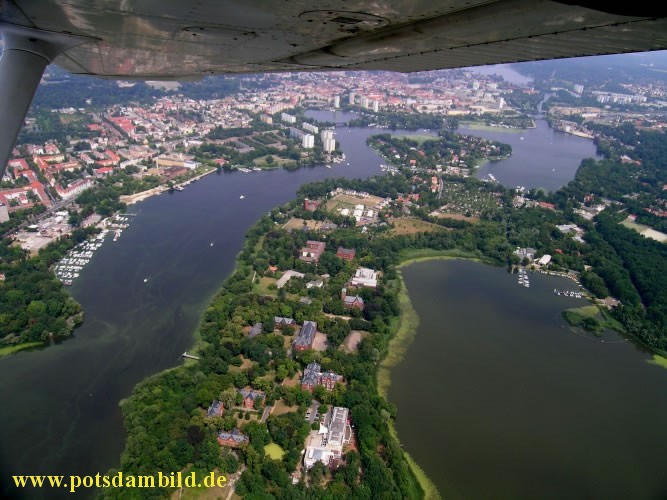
[573,84,584,94]
[372,100,379,112]
[472,80,480,90]
[360,96,369,108]
[349,93,356,105]
[303,122,319,134]
[321,129,333,142]
[323,137,336,153]
[302,134,314,149]
[281,112,296,124]
[333,96,340,108]
[0,203,8,223]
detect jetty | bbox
[181,352,200,360]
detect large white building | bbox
[303,122,319,134]
[371,100,379,112]
[303,407,352,470]
[302,134,314,149]
[333,96,340,108]
[321,129,333,142]
[323,137,336,153]
[348,93,356,105]
[350,267,378,288]
[281,112,296,124]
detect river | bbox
[391,260,667,499]
[0,119,427,498]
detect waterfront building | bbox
[323,137,336,153]
[349,267,378,288]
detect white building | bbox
[281,112,296,124]
[350,267,378,288]
[302,134,314,149]
[303,407,352,470]
[333,96,340,108]
[321,129,333,142]
[348,93,356,105]
[323,137,336,153]
[0,203,9,223]
[360,96,369,108]
[372,100,379,112]
[573,84,584,94]
[538,254,552,266]
[303,122,319,134]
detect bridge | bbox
[181,352,200,360]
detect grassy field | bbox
[271,399,299,416]
[430,211,480,223]
[620,218,667,243]
[460,121,526,133]
[264,442,286,460]
[386,217,446,236]
[282,218,322,231]
[325,193,383,213]
[253,155,289,168]
[253,276,277,296]
[0,342,44,358]
[340,330,367,353]
[393,134,437,145]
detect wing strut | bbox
[0,24,94,178]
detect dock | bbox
[181,352,200,360]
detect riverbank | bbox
[120,167,217,205]
[377,249,499,500]
[0,342,44,358]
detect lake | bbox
[391,260,667,500]
[461,119,600,191]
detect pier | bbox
[181,352,200,360]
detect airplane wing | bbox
[1,0,666,78]
[0,0,666,175]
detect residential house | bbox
[217,428,248,448]
[300,240,325,264]
[207,400,224,418]
[301,362,343,392]
[336,247,356,260]
[304,199,320,212]
[249,322,263,339]
[274,316,297,329]
[293,320,317,351]
[341,288,364,310]
[238,389,265,409]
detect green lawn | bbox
[394,134,437,145]
[264,442,285,460]
[253,276,277,296]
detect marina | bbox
[53,214,134,286]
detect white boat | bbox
[210,242,214,247]
[143,278,148,283]
[325,165,332,169]
[239,195,245,199]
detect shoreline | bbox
[378,250,497,500]
[120,167,217,205]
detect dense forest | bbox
[0,227,97,350]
